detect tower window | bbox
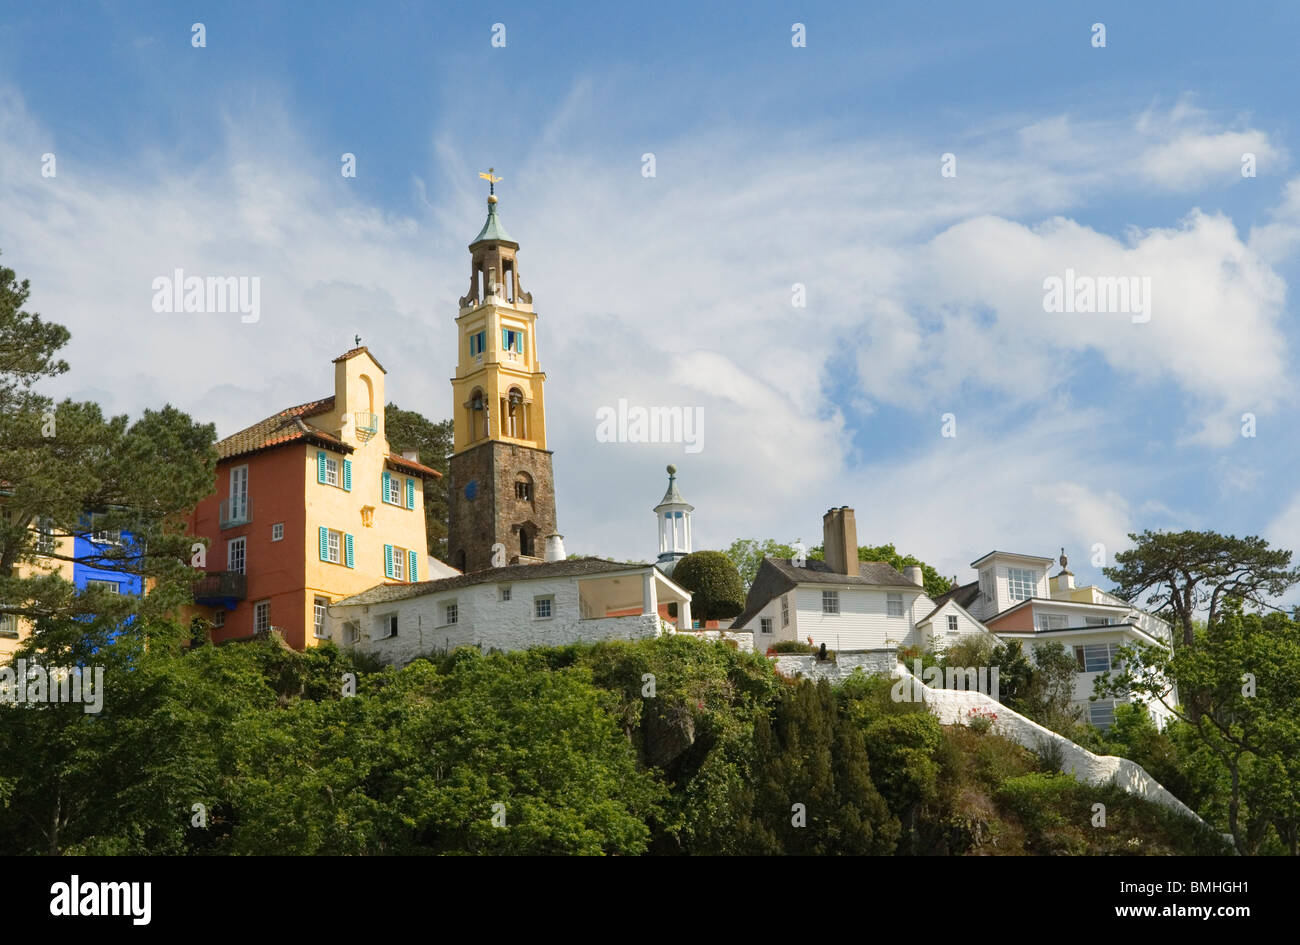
[520,528,535,558]
[469,331,486,357]
[515,472,533,502]
[502,329,524,356]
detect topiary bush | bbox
[671,550,745,621]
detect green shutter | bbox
[406,478,415,509]
[382,470,391,503]
[345,533,354,568]
[318,526,328,561]
[518,331,525,355]
[317,451,327,484]
[384,544,394,579]
[502,328,509,350]
[408,550,418,582]
[343,459,352,492]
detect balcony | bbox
[194,570,247,606]
[354,412,378,441]
[219,497,252,529]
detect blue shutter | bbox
[384,544,394,578]
[345,533,354,568]
[382,470,391,503]
[502,328,509,350]
[318,526,328,561]
[317,451,327,484]
[406,478,415,509]
[408,550,418,582]
[343,459,352,492]
[518,331,525,355]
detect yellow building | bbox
[190,347,439,649]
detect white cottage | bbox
[327,557,698,666]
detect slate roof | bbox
[216,396,350,462]
[335,557,652,607]
[731,556,919,629]
[932,579,980,612]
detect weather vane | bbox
[478,167,502,196]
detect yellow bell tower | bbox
[447,170,558,573]
[450,169,548,452]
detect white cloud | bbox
[0,86,1296,568]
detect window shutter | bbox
[343,459,352,492]
[382,470,391,502]
[502,328,509,350]
[318,526,328,561]
[384,544,394,578]
[405,478,415,509]
[518,332,525,355]
[408,550,418,582]
[345,533,354,568]
[317,451,327,484]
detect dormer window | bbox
[1007,567,1036,601]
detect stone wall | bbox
[447,439,557,572]
[772,649,898,682]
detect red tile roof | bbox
[216,396,354,462]
[386,452,442,478]
[332,346,386,373]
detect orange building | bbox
[190,347,439,649]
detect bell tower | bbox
[447,170,558,573]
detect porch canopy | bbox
[577,566,693,629]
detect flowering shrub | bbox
[967,706,998,734]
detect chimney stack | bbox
[401,449,419,462]
[822,506,858,576]
[544,533,566,562]
[904,565,924,587]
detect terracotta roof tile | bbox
[216,396,352,462]
[332,346,386,373]
[385,453,442,478]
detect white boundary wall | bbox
[890,663,1210,828]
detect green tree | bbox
[749,679,899,854]
[383,403,452,560]
[672,551,746,622]
[1105,529,1300,650]
[724,539,809,589]
[1098,611,1300,854]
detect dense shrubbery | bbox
[0,626,1232,855]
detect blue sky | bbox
[3,1,1300,600]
